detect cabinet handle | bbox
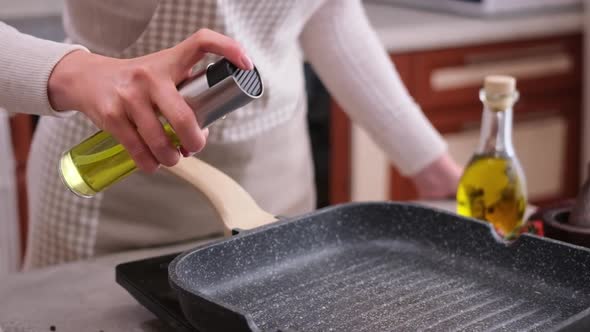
[430,53,572,91]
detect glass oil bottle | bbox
[59,58,263,197]
[456,75,527,239]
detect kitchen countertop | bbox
[0,240,200,332]
[0,200,536,332]
[364,3,585,53]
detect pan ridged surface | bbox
[209,242,582,332]
[170,203,590,332]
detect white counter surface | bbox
[364,3,584,53]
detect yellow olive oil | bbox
[456,154,526,237]
[456,75,527,239]
[59,124,179,197]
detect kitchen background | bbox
[0,0,587,273]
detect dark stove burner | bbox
[116,253,197,332]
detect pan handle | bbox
[164,157,278,236]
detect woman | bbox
[0,0,461,270]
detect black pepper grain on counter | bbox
[50,326,56,331]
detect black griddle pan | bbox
[163,158,590,332]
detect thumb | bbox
[170,29,253,82]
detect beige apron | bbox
[24,0,315,269]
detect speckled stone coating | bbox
[169,202,590,332]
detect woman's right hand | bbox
[48,29,253,173]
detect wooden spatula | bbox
[164,157,278,236]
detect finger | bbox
[179,128,208,157]
[103,110,159,173]
[151,81,207,154]
[171,29,253,80]
[123,93,181,167]
[179,146,190,158]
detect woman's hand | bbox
[411,153,462,200]
[48,29,253,173]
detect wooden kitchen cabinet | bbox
[330,33,583,207]
[412,35,581,111]
[10,114,33,256]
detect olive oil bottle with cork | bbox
[456,75,527,238]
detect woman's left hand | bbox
[411,153,462,199]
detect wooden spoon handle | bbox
[164,157,277,235]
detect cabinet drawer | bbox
[413,34,582,110]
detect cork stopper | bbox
[484,76,516,95]
[481,75,518,111]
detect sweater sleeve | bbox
[0,21,88,117]
[300,0,447,176]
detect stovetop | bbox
[116,253,197,332]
